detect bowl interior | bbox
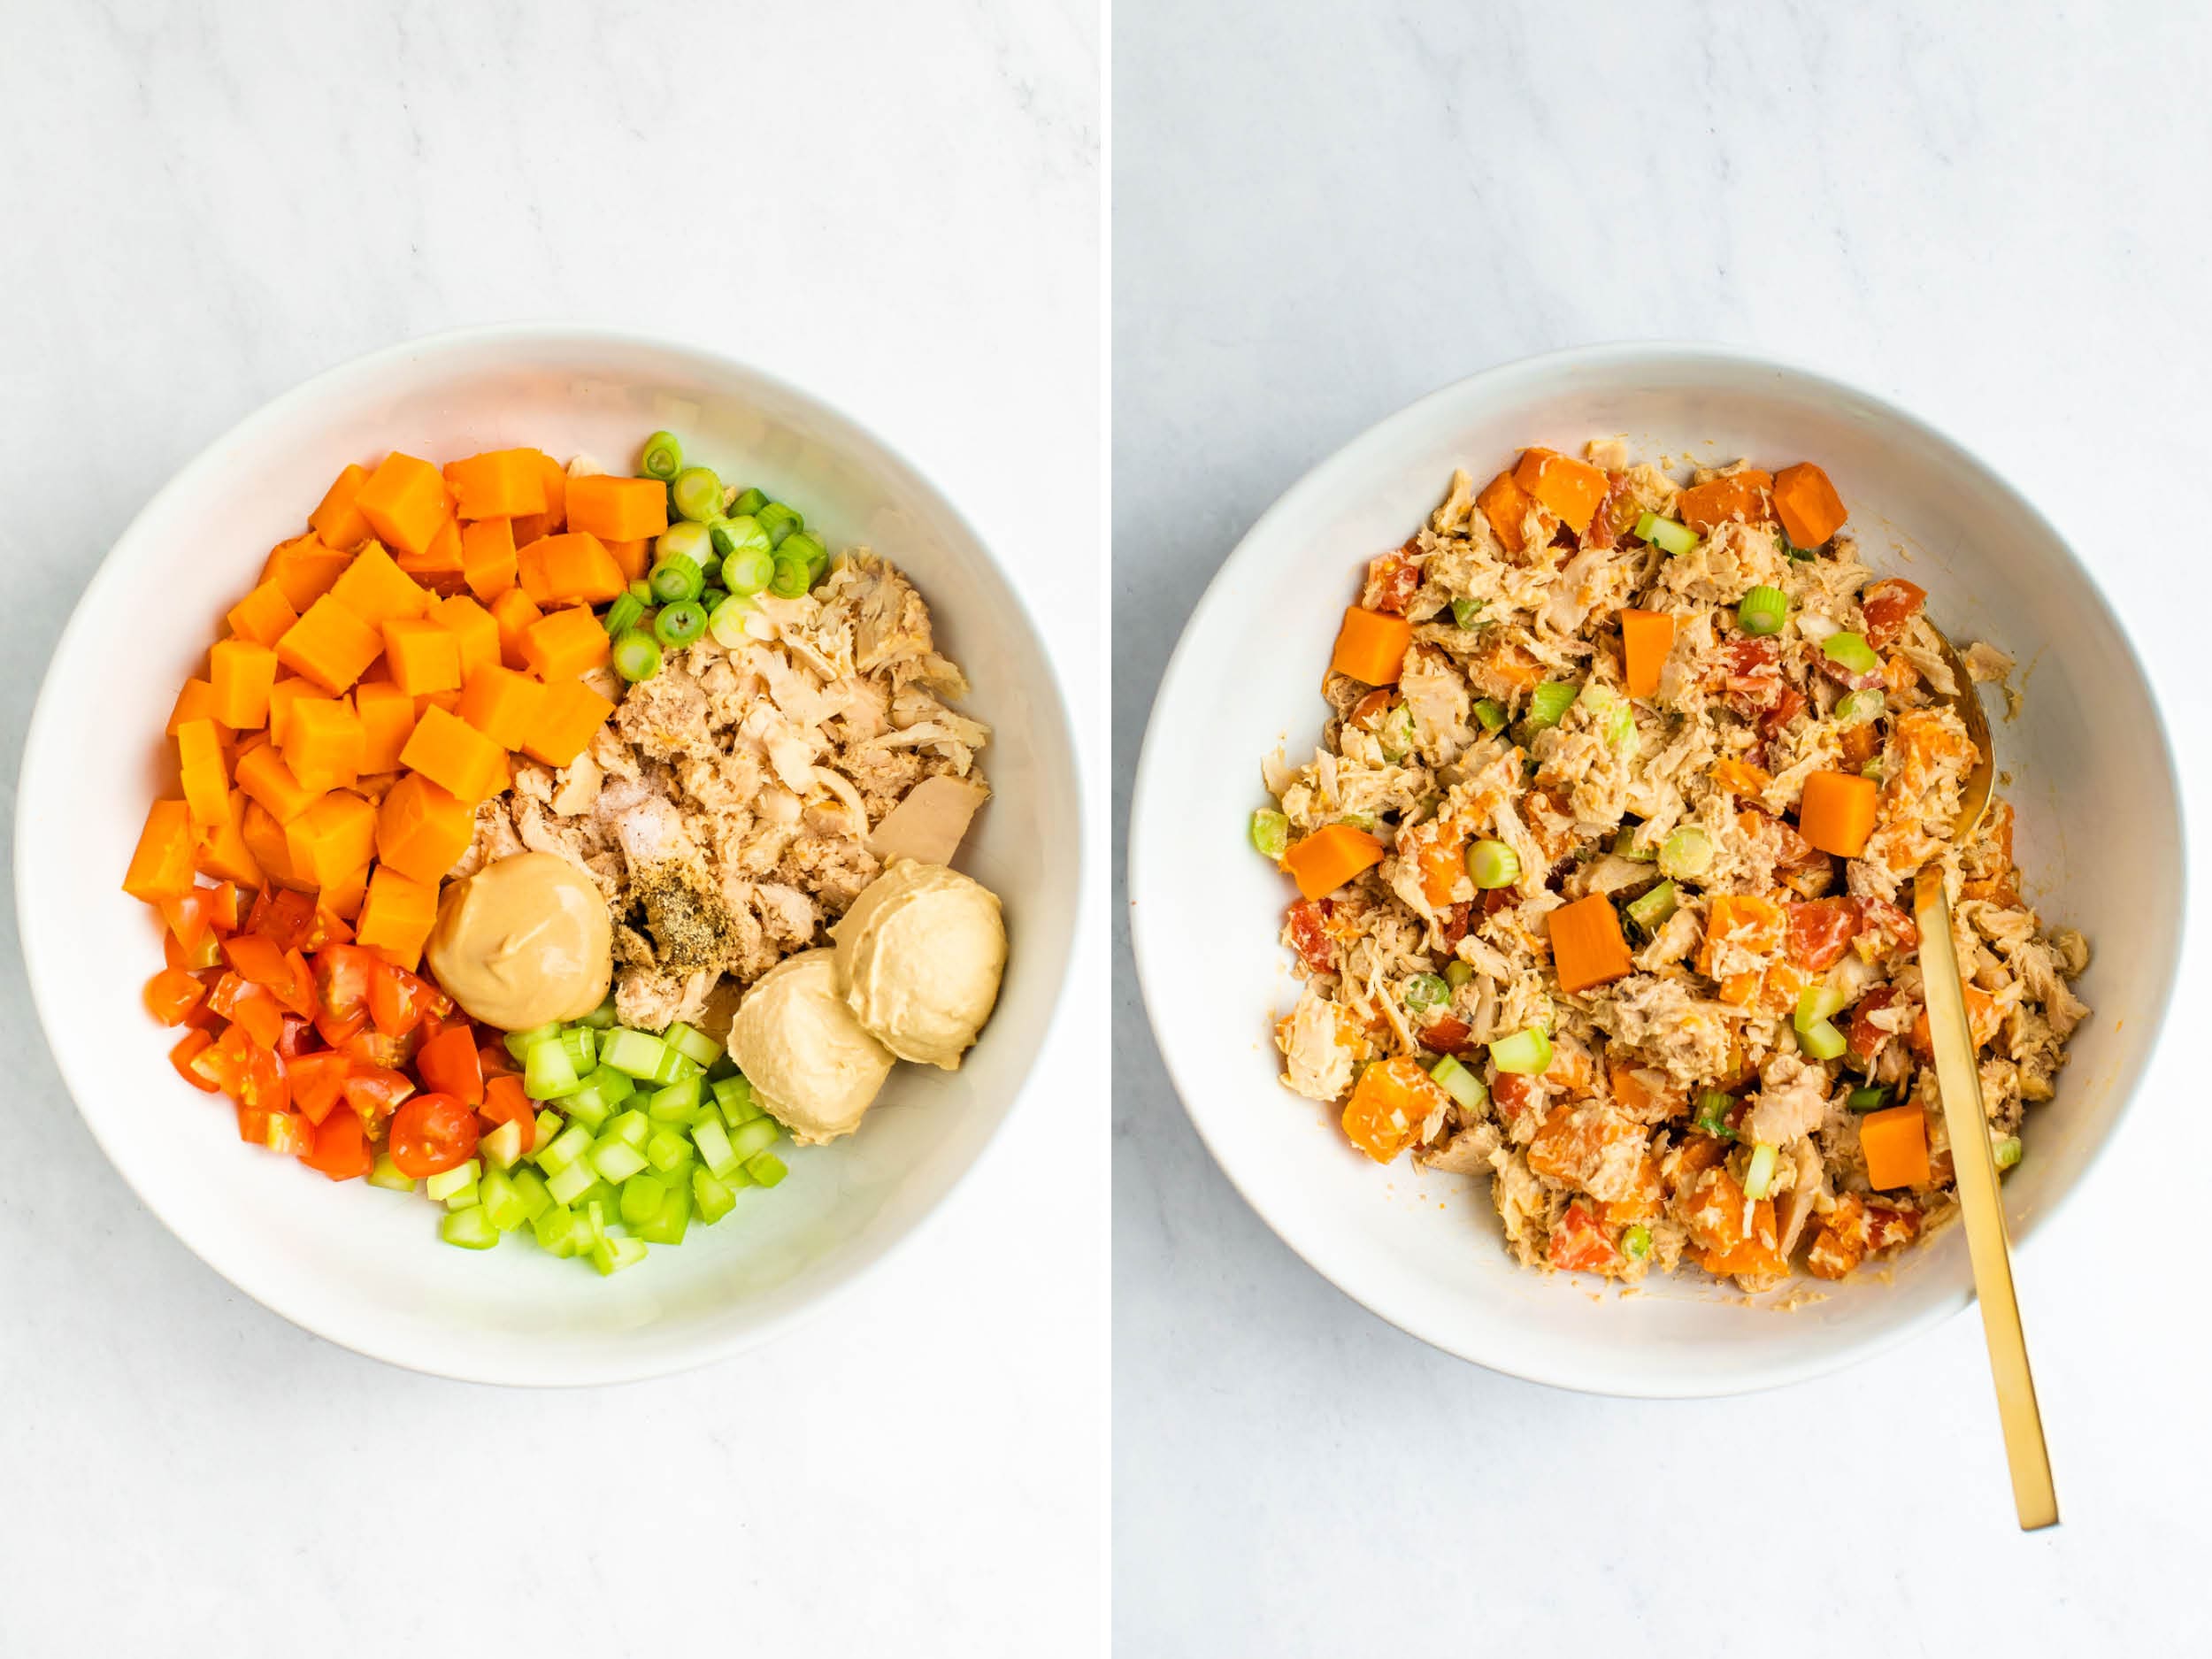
[19,329,1079,1384]
[1129,346,2182,1396]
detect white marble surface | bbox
[0,3,1102,1655]
[1115,2,2210,1651]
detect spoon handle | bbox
[1915,868,2059,1531]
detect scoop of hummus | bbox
[832,860,1006,1070]
[425,852,612,1031]
[728,949,895,1144]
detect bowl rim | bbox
[16,320,1087,1386]
[1126,337,2188,1398]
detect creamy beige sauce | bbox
[426,851,612,1030]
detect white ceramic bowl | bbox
[1129,342,2184,1397]
[19,326,1081,1385]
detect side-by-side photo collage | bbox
[1,2,2201,1654]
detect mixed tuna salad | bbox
[1256,442,2090,1290]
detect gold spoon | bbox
[1912,622,2057,1531]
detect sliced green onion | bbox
[612,630,663,683]
[718,526,775,593]
[1736,584,1788,636]
[425,1159,481,1202]
[1445,960,1475,989]
[1403,972,1449,1013]
[767,552,811,598]
[480,1117,526,1171]
[708,514,761,561]
[1794,984,1847,1033]
[755,500,803,547]
[1778,529,1814,560]
[1612,826,1655,862]
[1467,840,1519,889]
[1622,1224,1652,1260]
[1834,688,1886,726]
[1861,759,1885,781]
[692,1167,738,1224]
[1846,1085,1889,1113]
[1742,1141,1779,1201]
[1489,1025,1553,1076]
[1657,826,1713,881]
[1472,698,1507,733]
[654,600,707,648]
[1429,1055,1488,1111]
[781,530,827,578]
[671,466,723,524]
[627,578,654,606]
[1822,630,1880,676]
[1800,1018,1847,1061]
[707,593,758,649]
[1635,511,1700,557]
[1526,681,1579,729]
[1993,1134,2024,1171]
[366,1152,415,1193]
[697,587,727,616]
[657,520,713,569]
[1694,1090,1736,1139]
[603,592,646,638]
[440,1208,500,1249]
[639,431,684,481]
[730,486,768,518]
[742,1151,787,1187]
[1623,879,1678,935]
[649,552,703,605]
[523,1037,581,1101]
[1449,597,1482,628]
[1250,808,1289,859]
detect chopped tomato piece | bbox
[288,1052,353,1125]
[1282,899,1338,974]
[221,933,292,987]
[1363,546,1420,615]
[1785,897,1861,971]
[367,961,450,1038]
[314,944,378,1025]
[479,1074,537,1152]
[388,1092,480,1179]
[208,973,286,1048]
[417,1025,486,1107]
[238,1104,314,1156]
[1859,578,1927,649]
[341,1025,419,1070]
[170,1029,219,1092]
[1547,1202,1620,1275]
[273,1015,319,1059]
[1491,1070,1546,1127]
[477,1040,518,1079]
[164,919,224,972]
[245,887,320,953]
[300,1109,375,1180]
[159,888,225,956]
[1844,985,1908,1063]
[143,967,207,1026]
[341,1064,416,1128]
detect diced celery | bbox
[637,1183,692,1246]
[480,1167,528,1232]
[443,1176,482,1212]
[653,1047,703,1087]
[532,1205,580,1257]
[1525,681,1578,729]
[503,1021,561,1064]
[1472,698,1507,733]
[727,1117,780,1163]
[589,1137,649,1184]
[712,1074,763,1126]
[648,1077,703,1121]
[618,1173,668,1227]
[538,1121,595,1176]
[590,1236,649,1276]
[533,1109,565,1148]
[583,1200,610,1247]
[1634,511,1700,557]
[742,1152,787,1187]
[545,1158,597,1207]
[1800,1018,1847,1061]
[510,1165,552,1223]
[1444,960,1474,988]
[1743,1141,1779,1201]
[557,1027,596,1072]
[577,995,619,1030]
[644,1126,692,1173]
[366,1153,416,1193]
[1427,1055,1487,1112]
[425,1159,481,1202]
[693,1118,739,1178]
[1793,983,1847,1033]
[606,1110,650,1150]
[523,1037,582,1100]
[1624,879,1678,936]
[1488,1026,1553,1076]
[440,1208,501,1249]
[692,1168,738,1224]
[598,1027,668,1079]
[663,1021,721,1068]
[480,1117,526,1171]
